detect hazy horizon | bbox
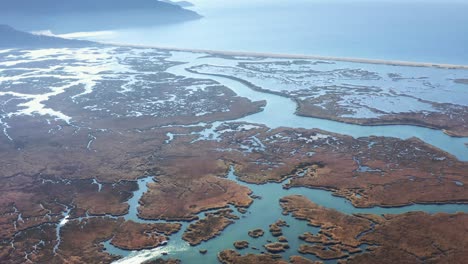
[54,0,468,64]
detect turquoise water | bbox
[166,52,468,161]
[31,1,466,260]
[83,0,468,64]
[108,168,468,264]
[3,1,467,262]
[100,52,468,263]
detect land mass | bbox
[115,44,468,70]
[0,24,95,48]
[0,1,201,32]
[0,0,199,15]
[280,195,468,263]
[0,43,466,263]
[188,59,468,137]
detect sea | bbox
[67,0,468,64]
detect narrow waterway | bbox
[102,52,468,263]
[110,168,468,264]
[165,52,468,161]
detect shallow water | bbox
[109,168,468,264]
[166,52,468,161]
[104,51,468,263]
[1,46,465,263]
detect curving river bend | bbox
[105,51,468,263]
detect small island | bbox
[264,242,290,253]
[233,241,249,250]
[248,229,265,238]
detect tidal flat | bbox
[0,46,467,264]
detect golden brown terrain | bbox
[280,195,468,263]
[0,46,467,263]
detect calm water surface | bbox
[81,0,468,64]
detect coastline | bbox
[105,42,468,70]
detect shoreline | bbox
[104,42,468,70]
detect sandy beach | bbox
[106,42,468,70]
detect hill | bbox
[0,25,95,48]
[0,0,199,15]
[0,0,201,33]
[161,0,195,7]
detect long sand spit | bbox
[105,42,468,70]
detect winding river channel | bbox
[166,52,468,161]
[105,52,468,263]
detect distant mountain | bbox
[0,0,199,15]
[161,0,195,8]
[0,0,201,33]
[0,25,95,48]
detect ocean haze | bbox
[76,0,468,64]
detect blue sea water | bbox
[82,0,468,64]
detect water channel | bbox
[166,52,468,161]
[109,167,468,264]
[104,52,468,263]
